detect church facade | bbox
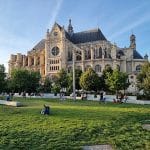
[8,20,148,93]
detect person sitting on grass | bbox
[41,104,50,115]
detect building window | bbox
[95,65,101,72]
[85,49,91,60]
[105,64,111,69]
[31,58,34,65]
[68,50,72,61]
[76,51,82,61]
[94,47,102,59]
[136,65,141,72]
[116,65,120,71]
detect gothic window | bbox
[95,65,101,72]
[105,64,111,69]
[85,49,91,60]
[88,49,91,59]
[136,65,141,72]
[85,50,88,60]
[25,58,28,66]
[68,50,72,61]
[116,65,120,71]
[104,50,107,58]
[51,46,60,56]
[76,51,81,61]
[94,47,102,59]
[31,58,34,66]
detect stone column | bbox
[40,54,44,65]
[90,45,94,60]
[28,56,31,67]
[23,55,26,67]
[81,47,85,72]
[34,55,37,66]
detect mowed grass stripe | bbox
[0,98,149,150]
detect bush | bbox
[137,94,150,100]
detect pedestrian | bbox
[124,94,128,103]
[99,91,103,103]
[103,91,106,103]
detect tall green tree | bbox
[80,68,100,92]
[43,77,52,92]
[0,64,6,93]
[101,66,113,91]
[10,69,41,93]
[106,69,129,97]
[51,69,69,93]
[68,69,82,92]
[137,61,150,96]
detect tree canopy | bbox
[80,68,100,92]
[10,69,41,93]
[137,61,150,96]
[0,64,6,93]
[105,69,129,96]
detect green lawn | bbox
[0,98,149,150]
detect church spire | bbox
[68,19,74,36]
[130,34,136,50]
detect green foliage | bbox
[42,77,52,93]
[56,69,69,88]
[0,64,6,92]
[80,68,100,92]
[10,69,41,93]
[0,98,149,149]
[51,69,69,93]
[101,66,113,91]
[137,61,150,96]
[106,69,129,94]
[68,69,82,92]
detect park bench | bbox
[0,100,22,107]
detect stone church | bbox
[8,19,148,93]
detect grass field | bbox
[0,98,150,150]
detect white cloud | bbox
[48,0,64,29]
[109,12,150,40]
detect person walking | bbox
[99,91,103,103]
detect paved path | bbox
[83,145,113,150]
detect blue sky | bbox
[0,0,150,72]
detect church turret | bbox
[144,54,148,60]
[130,34,136,50]
[68,19,74,36]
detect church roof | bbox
[32,39,45,51]
[67,28,107,44]
[133,50,143,59]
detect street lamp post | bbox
[72,50,76,100]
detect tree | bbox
[101,66,113,91]
[137,61,150,96]
[68,69,82,92]
[106,69,129,98]
[10,69,41,93]
[27,71,41,93]
[80,68,100,92]
[0,64,6,93]
[43,77,52,92]
[51,69,69,93]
